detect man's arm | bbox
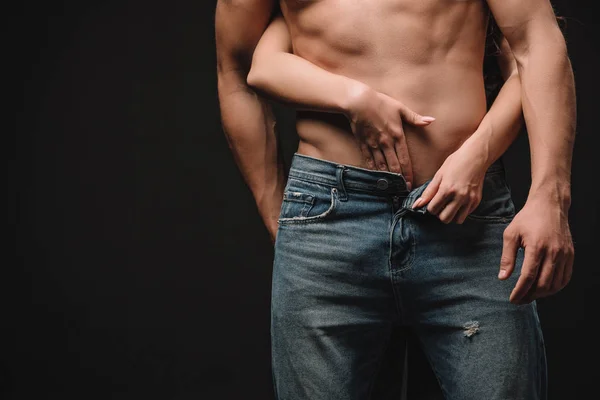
[216,0,284,244]
[486,0,576,303]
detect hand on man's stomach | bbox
[283,0,490,186]
[296,66,488,187]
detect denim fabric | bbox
[271,152,547,400]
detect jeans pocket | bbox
[466,172,516,223]
[278,178,339,225]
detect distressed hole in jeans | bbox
[463,321,480,338]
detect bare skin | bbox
[215,0,285,245]
[248,14,522,225]
[279,0,492,187]
[216,0,576,304]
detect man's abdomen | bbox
[282,0,490,186]
[295,64,489,187]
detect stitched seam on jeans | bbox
[278,188,338,225]
[282,197,314,204]
[396,218,416,272]
[388,214,399,272]
[465,214,515,223]
[388,215,406,323]
[396,237,415,272]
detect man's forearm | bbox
[215,0,284,239]
[516,29,576,207]
[217,68,286,223]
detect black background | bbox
[10,1,598,398]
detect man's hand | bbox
[346,85,435,189]
[498,193,574,304]
[485,0,576,304]
[411,143,488,224]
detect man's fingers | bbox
[393,133,413,189]
[550,252,567,294]
[499,227,519,280]
[524,249,569,303]
[398,105,435,126]
[413,174,441,209]
[532,250,557,298]
[510,246,543,304]
[562,247,574,288]
[519,289,537,305]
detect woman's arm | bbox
[458,36,524,171]
[247,15,367,115]
[413,37,525,224]
[246,14,434,185]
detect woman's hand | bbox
[346,84,435,189]
[411,142,489,224]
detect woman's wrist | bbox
[341,80,376,121]
[456,133,493,172]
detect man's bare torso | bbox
[280,0,491,186]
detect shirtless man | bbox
[216,0,576,398]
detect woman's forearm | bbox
[460,70,523,169]
[247,52,367,118]
[249,47,524,171]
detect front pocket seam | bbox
[278,187,338,225]
[465,213,515,223]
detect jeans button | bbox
[376,178,389,190]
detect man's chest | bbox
[281,0,480,9]
[280,0,482,24]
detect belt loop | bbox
[335,165,349,201]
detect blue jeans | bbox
[271,152,547,400]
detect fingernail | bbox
[498,270,507,279]
[421,116,436,123]
[407,181,412,191]
[412,197,422,208]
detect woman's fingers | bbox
[381,141,402,174]
[413,174,477,225]
[393,132,413,189]
[413,173,441,209]
[398,104,436,126]
[370,145,388,171]
[437,198,462,224]
[359,142,376,170]
[427,190,453,217]
[453,202,472,224]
